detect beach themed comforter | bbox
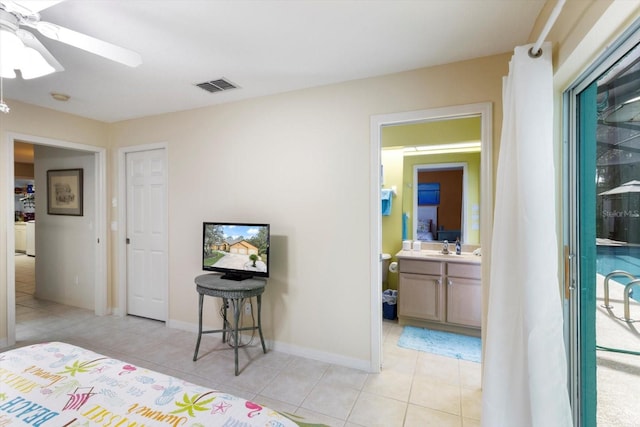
[0,342,305,426]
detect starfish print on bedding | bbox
[211,400,231,415]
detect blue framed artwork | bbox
[418,182,440,205]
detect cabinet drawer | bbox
[447,262,480,279]
[399,259,443,275]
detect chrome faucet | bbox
[441,240,449,254]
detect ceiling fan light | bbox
[0,66,17,79]
[0,27,25,71]
[19,47,55,79]
[0,27,23,54]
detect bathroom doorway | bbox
[370,103,493,371]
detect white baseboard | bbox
[111,307,124,317]
[166,319,372,372]
[268,339,372,372]
[167,319,198,333]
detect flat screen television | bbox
[202,222,270,281]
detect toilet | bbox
[381,253,391,284]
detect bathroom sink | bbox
[419,250,480,261]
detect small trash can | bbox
[382,289,398,320]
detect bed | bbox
[0,342,313,426]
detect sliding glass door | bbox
[567,28,640,427]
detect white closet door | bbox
[126,149,167,321]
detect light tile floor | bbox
[8,254,482,426]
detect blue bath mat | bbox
[398,326,481,363]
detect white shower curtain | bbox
[482,42,572,426]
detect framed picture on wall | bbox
[47,169,83,216]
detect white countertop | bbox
[396,249,481,265]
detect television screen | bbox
[203,222,270,280]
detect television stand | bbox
[192,274,267,375]
[220,272,254,281]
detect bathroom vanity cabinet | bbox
[397,251,481,335]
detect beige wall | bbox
[0,56,508,362]
[0,101,109,144]
[34,146,96,310]
[109,53,509,365]
[550,1,640,90]
[0,101,108,343]
[3,0,639,367]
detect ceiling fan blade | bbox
[16,28,64,71]
[33,21,142,67]
[2,0,64,15]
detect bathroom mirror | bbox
[381,115,482,245]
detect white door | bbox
[126,149,167,320]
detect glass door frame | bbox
[564,21,640,427]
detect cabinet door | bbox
[399,273,444,321]
[446,277,481,327]
[15,224,27,252]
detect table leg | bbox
[233,298,241,376]
[193,293,204,361]
[222,297,228,343]
[257,294,267,354]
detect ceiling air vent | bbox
[196,78,239,93]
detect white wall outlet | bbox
[244,302,252,315]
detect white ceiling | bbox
[2,0,546,123]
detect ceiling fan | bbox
[0,0,142,79]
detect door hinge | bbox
[126,238,130,245]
